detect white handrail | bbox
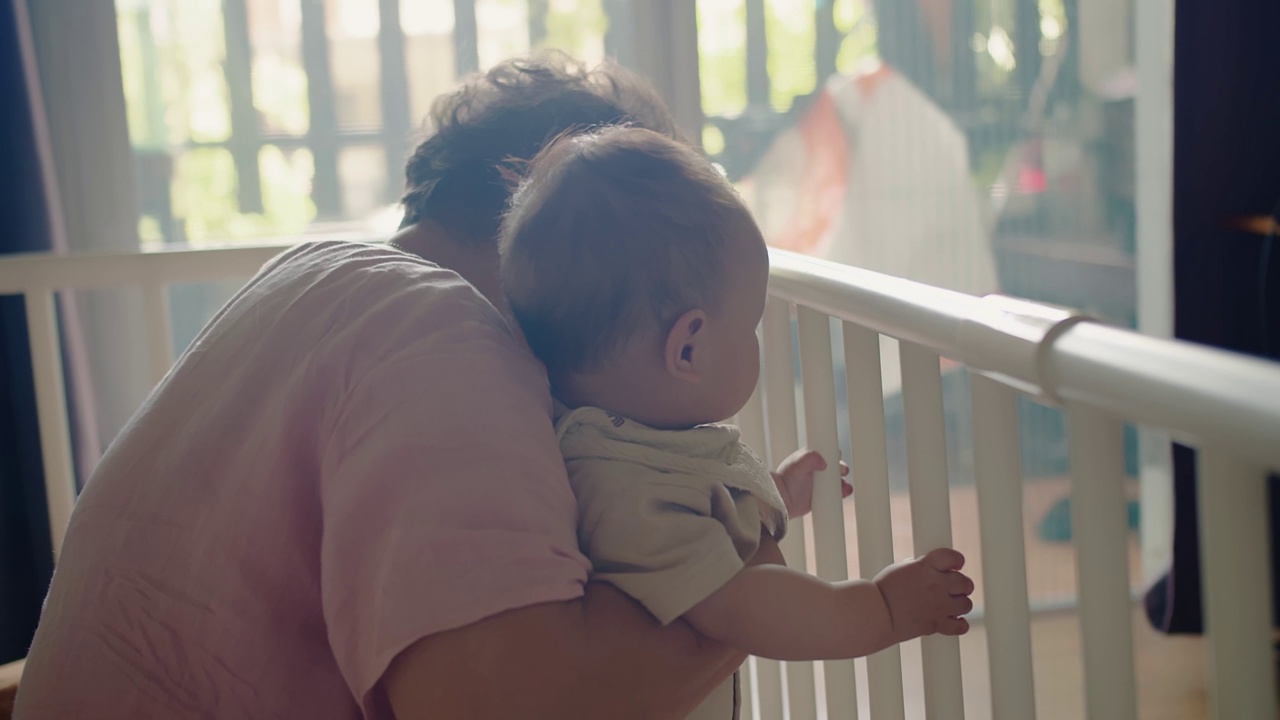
[1051,323,1280,468]
[769,249,1280,466]
[769,248,1279,720]
[0,242,293,294]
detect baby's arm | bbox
[681,548,974,661]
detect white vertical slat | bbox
[796,307,857,719]
[750,635,785,718]
[842,322,906,720]
[762,297,818,720]
[735,376,786,720]
[1197,451,1278,720]
[25,289,77,558]
[899,342,965,719]
[969,373,1034,720]
[740,658,756,720]
[143,279,174,386]
[1065,403,1137,719]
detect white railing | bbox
[2,243,1278,719]
[0,243,288,557]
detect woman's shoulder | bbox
[263,239,514,337]
[222,239,535,391]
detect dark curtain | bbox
[1147,0,1280,634]
[0,0,55,664]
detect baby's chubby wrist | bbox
[868,575,902,643]
[828,579,897,656]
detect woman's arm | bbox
[383,530,783,720]
[383,584,736,720]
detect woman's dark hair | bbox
[401,51,681,244]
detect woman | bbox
[15,53,778,719]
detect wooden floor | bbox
[886,607,1209,719]
[755,603,1210,719]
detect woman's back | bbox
[15,241,586,719]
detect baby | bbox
[499,126,974,719]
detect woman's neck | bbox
[389,220,510,317]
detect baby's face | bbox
[699,226,770,423]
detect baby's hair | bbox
[499,126,757,379]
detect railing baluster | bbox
[1066,403,1137,719]
[763,301,806,569]
[143,280,174,386]
[735,367,785,720]
[736,369,768,462]
[900,342,964,719]
[843,322,906,720]
[1197,450,1278,720]
[750,647,785,718]
[797,307,857,719]
[739,657,755,720]
[25,290,77,558]
[762,298,818,720]
[969,372,1033,720]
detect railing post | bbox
[843,322,906,720]
[1066,403,1137,719]
[1197,450,1278,720]
[900,342,965,719]
[761,297,818,720]
[734,375,785,720]
[143,280,174,387]
[25,290,77,558]
[969,372,1035,720]
[796,307,857,719]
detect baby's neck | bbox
[557,367,713,431]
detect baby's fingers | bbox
[936,616,970,636]
[840,461,850,477]
[948,595,974,617]
[924,547,966,572]
[780,448,827,475]
[948,572,975,597]
[841,480,853,499]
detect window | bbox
[115,0,612,247]
[112,1,1160,611]
[697,0,1146,609]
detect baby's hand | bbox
[873,548,974,642]
[773,448,851,519]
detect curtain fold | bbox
[0,0,54,664]
[0,0,107,663]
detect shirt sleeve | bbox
[571,460,748,626]
[318,306,590,712]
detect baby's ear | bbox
[665,309,708,382]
